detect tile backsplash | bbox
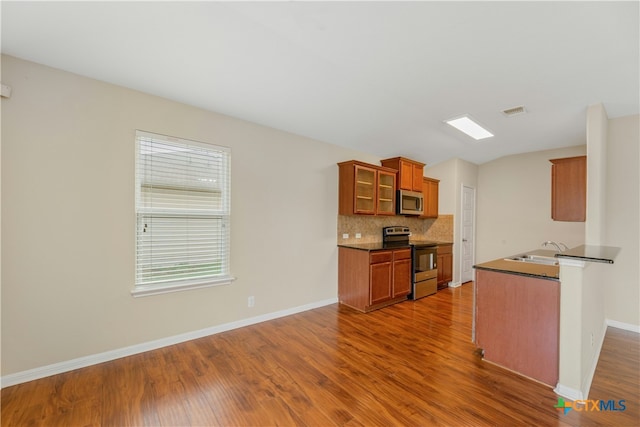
[338,214,454,244]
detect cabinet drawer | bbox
[393,249,411,260]
[370,251,393,264]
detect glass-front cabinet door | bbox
[338,160,398,216]
[354,165,376,214]
[377,170,396,215]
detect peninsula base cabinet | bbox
[338,247,411,312]
[474,269,559,386]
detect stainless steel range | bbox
[382,226,438,300]
[410,240,438,299]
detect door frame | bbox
[460,184,476,284]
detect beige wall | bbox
[557,109,639,400]
[476,145,587,263]
[605,114,640,326]
[3,54,637,381]
[0,59,3,375]
[586,104,609,244]
[0,55,372,375]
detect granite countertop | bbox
[473,249,560,281]
[556,245,620,264]
[337,242,409,251]
[338,240,453,251]
[471,244,621,281]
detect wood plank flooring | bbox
[2,283,638,426]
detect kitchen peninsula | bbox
[473,249,560,386]
[473,245,620,389]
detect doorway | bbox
[461,185,475,283]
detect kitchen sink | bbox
[504,254,559,266]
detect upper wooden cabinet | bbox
[421,177,439,218]
[376,169,396,215]
[550,156,586,222]
[380,157,425,192]
[338,160,397,216]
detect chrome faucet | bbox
[542,241,568,253]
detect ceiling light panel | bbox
[445,115,494,140]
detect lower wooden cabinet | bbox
[437,244,453,289]
[339,247,411,312]
[369,251,393,305]
[392,251,412,297]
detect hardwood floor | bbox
[2,283,638,426]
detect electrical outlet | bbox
[248,296,255,308]
[342,233,349,239]
[355,233,362,239]
[591,333,594,347]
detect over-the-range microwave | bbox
[397,189,424,215]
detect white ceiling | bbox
[2,1,638,165]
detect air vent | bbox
[501,105,527,117]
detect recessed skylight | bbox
[445,115,494,140]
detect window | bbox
[133,130,233,297]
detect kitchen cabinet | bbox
[338,247,411,312]
[338,160,397,216]
[550,155,586,222]
[380,157,425,192]
[377,169,396,216]
[369,251,393,305]
[437,244,453,289]
[421,177,439,218]
[392,250,412,297]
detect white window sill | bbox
[131,275,236,298]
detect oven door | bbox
[414,245,436,274]
[411,245,438,299]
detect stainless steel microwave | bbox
[397,189,424,215]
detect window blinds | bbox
[135,131,231,290]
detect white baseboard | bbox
[1,297,338,389]
[447,281,462,288]
[606,319,640,333]
[555,351,603,402]
[554,383,585,401]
